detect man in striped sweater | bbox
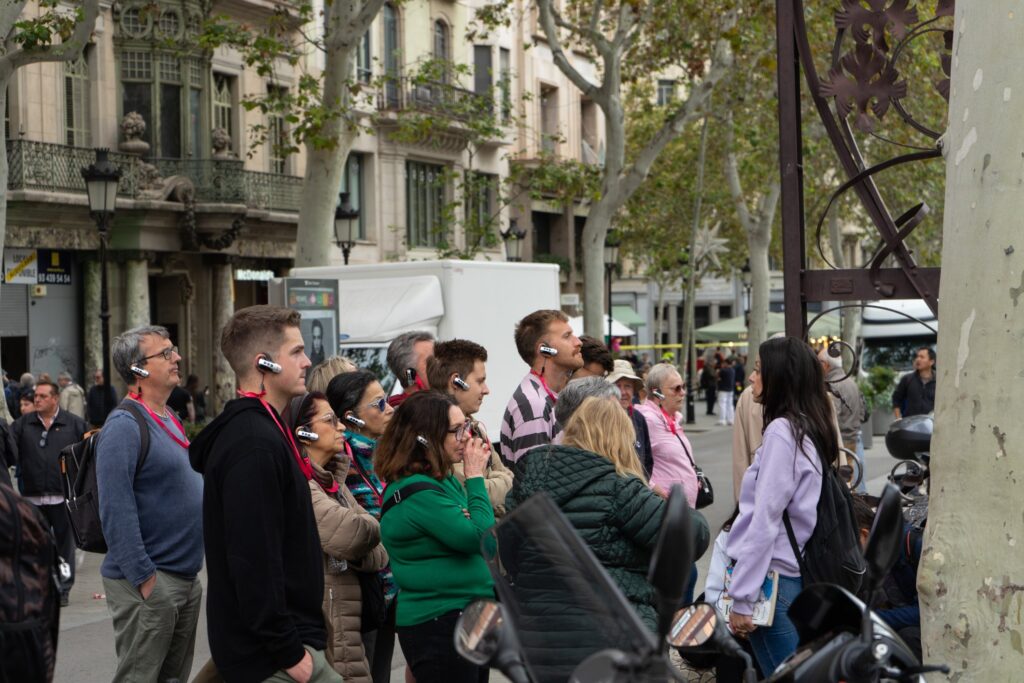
[500,310,583,464]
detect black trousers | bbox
[38,503,74,591]
[704,388,717,415]
[397,609,488,683]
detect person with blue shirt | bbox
[96,326,204,683]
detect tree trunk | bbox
[827,211,861,362]
[293,36,354,267]
[581,194,619,338]
[746,229,771,353]
[917,3,1024,678]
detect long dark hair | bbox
[758,336,839,467]
[374,391,457,482]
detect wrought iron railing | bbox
[6,139,303,212]
[377,77,491,122]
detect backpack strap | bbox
[380,481,445,517]
[117,401,152,483]
[782,511,811,579]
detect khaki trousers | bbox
[103,570,202,683]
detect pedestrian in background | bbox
[57,371,87,420]
[892,346,936,418]
[18,390,35,417]
[818,347,867,492]
[716,358,736,426]
[574,335,614,379]
[12,380,87,605]
[700,361,716,417]
[375,391,494,683]
[96,326,203,683]
[86,369,118,428]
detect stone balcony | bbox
[6,138,304,213]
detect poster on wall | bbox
[268,278,339,366]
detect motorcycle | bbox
[885,414,932,527]
[453,482,946,682]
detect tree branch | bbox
[549,0,609,56]
[5,0,99,69]
[610,2,632,51]
[537,0,599,96]
[618,40,733,201]
[724,113,754,233]
[620,2,653,55]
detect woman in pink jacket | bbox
[635,363,699,507]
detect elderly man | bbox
[819,346,867,492]
[385,330,435,408]
[57,371,86,420]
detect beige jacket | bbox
[309,459,389,683]
[731,385,848,499]
[452,448,514,517]
[59,383,86,420]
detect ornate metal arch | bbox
[775,0,953,336]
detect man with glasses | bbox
[95,325,204,682]
[12,379,87,605]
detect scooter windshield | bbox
[482,492,657,683]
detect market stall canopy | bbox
[695,312,841,342]
[611,305,646,327]
[568,315,636,338]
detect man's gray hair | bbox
[58,371,73,382]
[386,330,435,388]
[645,362,680,393]
[112,325,170,385]
[555,376,620,426]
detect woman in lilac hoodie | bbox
[725,337,839,674]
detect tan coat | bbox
[731,385,849,499]
[309,459,389,683]
[452,448,514,516]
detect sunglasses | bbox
[311,413,340,429]
[668,384,685,394]
[140,345,178,362]
[39,430,48,448]
[365,397,388,413]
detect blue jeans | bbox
[749,575,802,675]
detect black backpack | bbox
[783,437,867,597]
[0,481,61,683]
[58,401,150,554]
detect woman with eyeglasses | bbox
[373,391,494,683]
[635,363,699,508]
[325,371,396,683]
[286,391,388,683]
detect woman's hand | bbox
[728,611,756,638]
[652,484,668,499]
[462,437,489,479]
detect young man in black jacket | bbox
[190,305,341,683]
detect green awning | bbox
[695,312,841,342]
[612,305,646,326]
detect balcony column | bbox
[83,259,103,382]
[125,258,150,329]
[211,261,236,415]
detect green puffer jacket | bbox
[507,445,709,627]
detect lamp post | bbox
[740,259,752,327]
[333,192,360,265]
[81,149,122,420]
[603,237,620,343]
[501,219,526,262]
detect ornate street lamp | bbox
[334,192,360,265]
[603,237,620,342]
[501,219,526,262]
[81,149,122,421]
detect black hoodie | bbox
[189,397,325,682]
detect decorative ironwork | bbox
[6,139,303,213]
[775,0,954,337]
[377,77,490,123]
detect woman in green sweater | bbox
[374,391,494,683]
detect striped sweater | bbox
[500,373,560,464]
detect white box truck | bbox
[285,260,562,437]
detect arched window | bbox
[433,20,449,82]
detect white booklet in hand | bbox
[715,566,780,627]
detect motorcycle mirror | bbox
[454,600,531,683]
[667,603,717,648]
[647,485,694,648]
[454,600,505,666]
[864,483,905,589]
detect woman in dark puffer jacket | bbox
[506,396,710,681]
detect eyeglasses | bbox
[312,413,340,429]
[365,397,388,413]
[447,420,472,441]
[140,345,178,362]
[39,430,48,448]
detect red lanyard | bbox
[659,406,678,435]
[127,393,190,449]
[530,370,558,403]
[237,391,337,494]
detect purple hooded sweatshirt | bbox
[726,417,822,615]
